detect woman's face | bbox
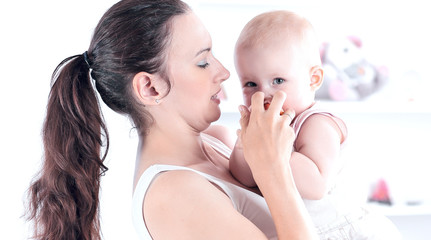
[164,12,230,131]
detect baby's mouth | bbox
[263,101,285,115]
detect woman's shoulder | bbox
[143,169,228,215]
[142,169,238,238]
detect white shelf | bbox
[318,100,431,114]
[367,203,431,217]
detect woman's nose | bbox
[216,59,230,83]
[220,67,230,82]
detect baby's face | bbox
[234,41,315,114]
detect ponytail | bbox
[27,0,191,239]
[28,54,109,240]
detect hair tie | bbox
[83,51,91,68]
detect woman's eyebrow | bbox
[195,47,211,57]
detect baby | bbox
[230,10,401,239]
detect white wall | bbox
[189,0,431,112]
[0,1,137,239]
[1,0,430,239]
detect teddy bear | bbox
[316,36,388,101]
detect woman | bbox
[27,0,317,239]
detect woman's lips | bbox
[211,91,221,104]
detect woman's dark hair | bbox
[27,0,189,239]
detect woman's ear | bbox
[132,72,162,105]
[309,65,324,91]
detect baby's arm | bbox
[290,114,346,200]
[205,124,257,187]
[204,124,235,149]
[229,113,346,196]
[230,138,257,187]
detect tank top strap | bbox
[201,133,232,158]
[291,102,348,145]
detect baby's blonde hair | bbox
[235,10,321,67]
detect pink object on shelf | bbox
[369,178,392,205]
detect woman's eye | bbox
[273,78,285,85]
[244,82,257,87]
[197,61,210,69]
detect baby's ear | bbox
[132,72,163,105]
[309,65,324,91]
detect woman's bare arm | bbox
[238,91,318,240]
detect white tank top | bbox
[131,134,277,239]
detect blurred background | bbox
[1,0,429,239]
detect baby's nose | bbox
[263,96,273,104]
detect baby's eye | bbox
[197,60,210,69]
[244,82,257,87]
[272,78,285,85]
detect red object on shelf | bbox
[369,178,392,205]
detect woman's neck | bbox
[132,123,249,192]
[134,124,208,177]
